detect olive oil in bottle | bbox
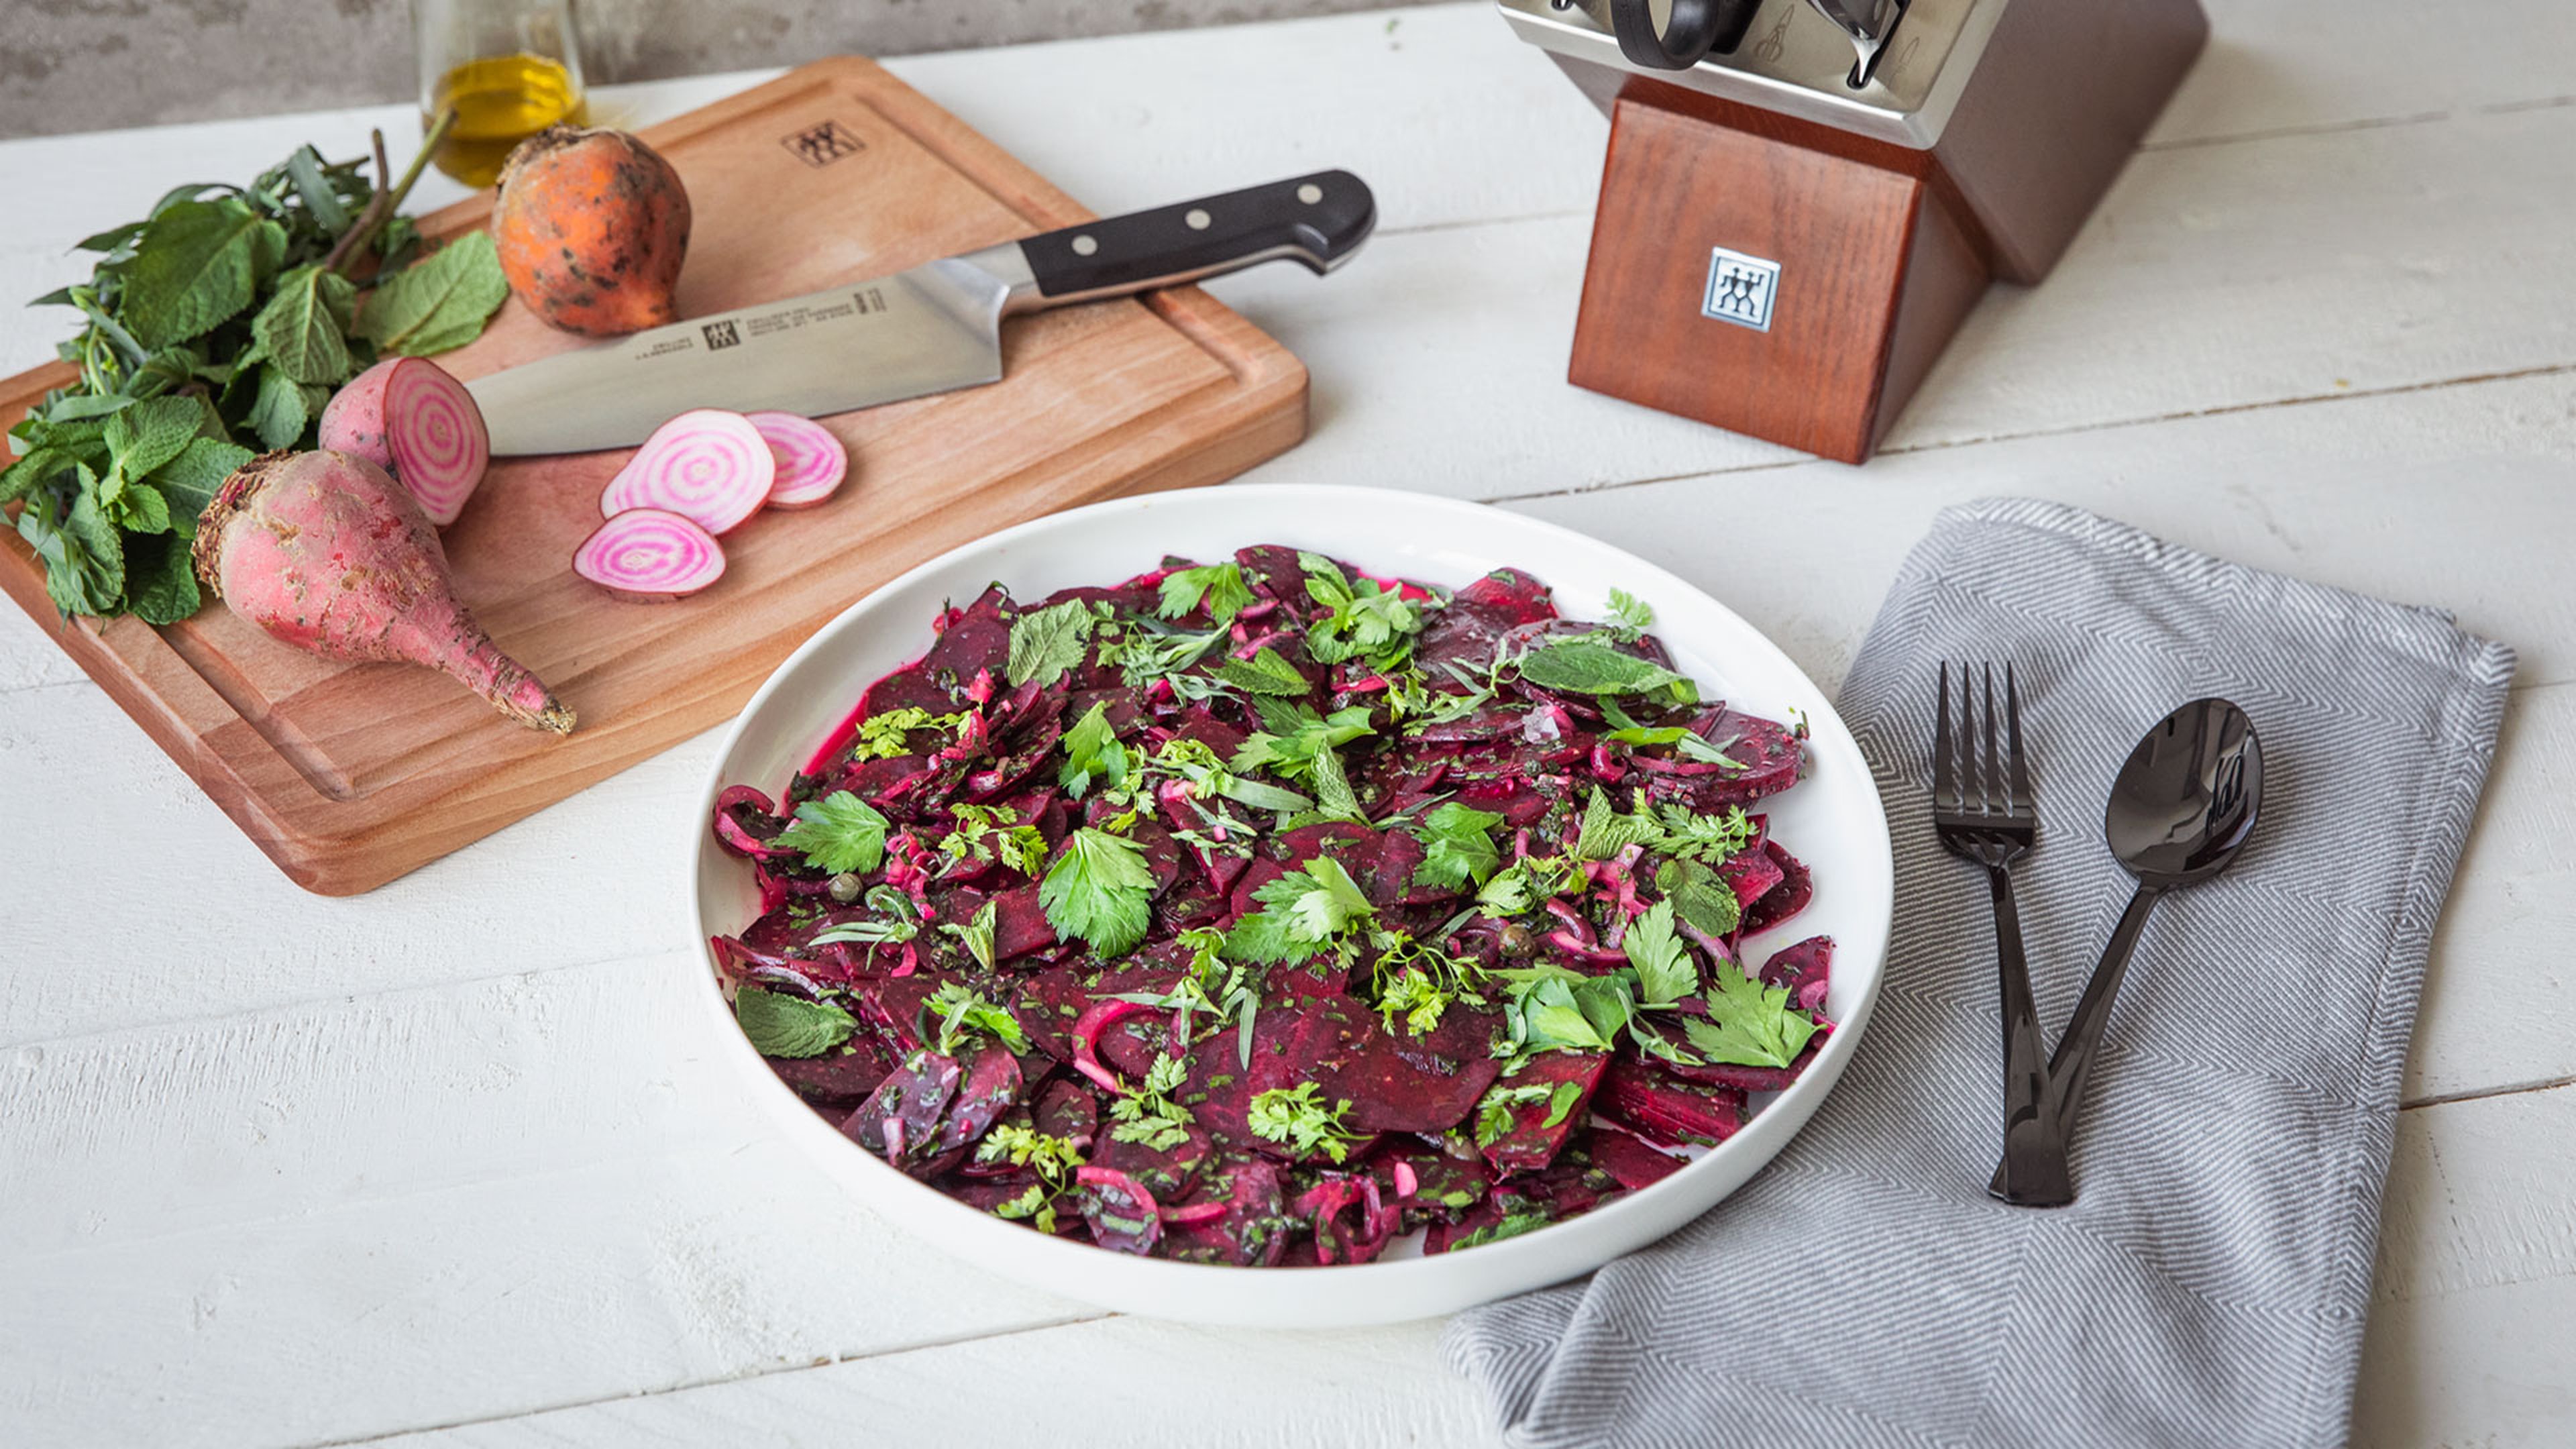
[427,52,588,187]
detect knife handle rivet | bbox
[1071,234,1099,256]
[1297,183,1324,204]
[1185,208,1212,231]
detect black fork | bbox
[1933,663,2072,1208]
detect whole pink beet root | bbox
[193,449,575,735]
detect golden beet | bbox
[492,124,692,337]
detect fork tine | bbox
[1981,663,2001,816]
[1933,662,1954,809]
[2006,662,2031,814]
[1958,661,1981,814]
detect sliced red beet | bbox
[1596,1055,1747,1147]
[1293,1171,1395,1265]
[1587,1124,1687,1190]
[1034,1077,1099,1150]
[1368,1142,1493,1229]
[931,1042,1024,1156]
[1075,1165,1163,1254]
[1164,1153,1291,1266]
[745,410,849,508]
[1718,846,1787,911]
[1092,1122,1212,1203]
[1741,841,1815,936]
[1760,934,1835,1013]
[574,507,724,600]
[600,409,774,535]
[767,1034,900,1107]
[1479,1050,1611,1175]
[846,1049,962,1173]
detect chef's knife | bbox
[470,169,1377,455]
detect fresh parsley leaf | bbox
[941,802,1049,877]
[1038,826,1156,957]
[1231,700,1374,784]
[1473,1081,1556,1146]
[774,790,891,875]
[1299,551,1424,669]
[1623,900,1697,1006]
[1654,802,1758,864]
[735,987,857,1059]
[1213,645,1310,696]
[851,706,965,762]
[1376,965,1452,1037]
[1246,1083,1366,1164]
[1606,588,1654,640]
[1108,1052,1196,1148]
[1682,961,1820,1069]
[1155,560,1254,623]
[1449,1210,1555,1250]
[1057,701,1132,800]
[1515,639,1687,697]
[1411,802,1505,891]
[354,231,508,357]
[1512,975,1623,1054]
[1475,855,1578,918]
[1005,598,1097,688]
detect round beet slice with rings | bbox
[600,408,775,535]
[746,411,850,508]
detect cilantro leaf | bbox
[1623,900,1696,1006]
[1246,1083,1366,1164]
[1515,639,1687,697]
[1606,588,1654,640]
[1005,598,1097,688]
[735,987,856,1059]
[1224,856,1377,965]
[1039,826,1156,957]
[773,790,891,874]
[1155,560,1254,624]
[1213,646,1310,696]
[1411,801,1505,891]
[1682,961,1820,1069]
[1057,700,1131,800]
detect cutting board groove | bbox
[0,56,1307,894]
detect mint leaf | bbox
[1623,900,1696,1006]
[123,531,203,625]
[1156,560,1254,624]
[1682,961,1819,1069]
[150,437,254,532]
[1573,788,1658,862]
[118,199,282,349]
[1411,801,1504,891]
[1516,639,1686,697]
[735,987,857,1059]
[101,480,170,535]
[356,231,508,357]
[1039,826,1156,957]
[1005,598,1096,688]
[246,362,311,450]
[1658,856,1742,939]
[773,790,891,874]
[103,396,206,482]
[1213,646,1309,696]
[252,263,357,385]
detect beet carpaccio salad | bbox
[708,546,1835,1266]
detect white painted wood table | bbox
[4,4,2571,1444]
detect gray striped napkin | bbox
[1444,497,2516,1449]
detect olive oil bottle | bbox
[428,52,587,186]
[413,0,590,186]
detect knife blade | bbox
[469,169,1377,455]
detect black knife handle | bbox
[1018,170,1375,304]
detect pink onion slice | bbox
[574,507,726,600]
[598,409,775,535]
[745,410,850,509]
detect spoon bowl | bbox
[2106,698,2263,889]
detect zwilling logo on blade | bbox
[702,319,742,350]
[1701,247,1781,333]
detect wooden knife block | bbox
[1572,80,1994,464]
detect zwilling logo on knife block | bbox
[1702,246,1781,333]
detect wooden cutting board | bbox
[0,57,1308,896]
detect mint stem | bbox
[327,107,458,279]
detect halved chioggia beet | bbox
[317,358,492,527]
[746,411,850,508]
[574,507,725,600]
[599,408,774,535]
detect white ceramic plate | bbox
[690,484,1892,1328]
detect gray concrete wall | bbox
[1,0,1410,140]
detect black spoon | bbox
[1990,698,2262,1197]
